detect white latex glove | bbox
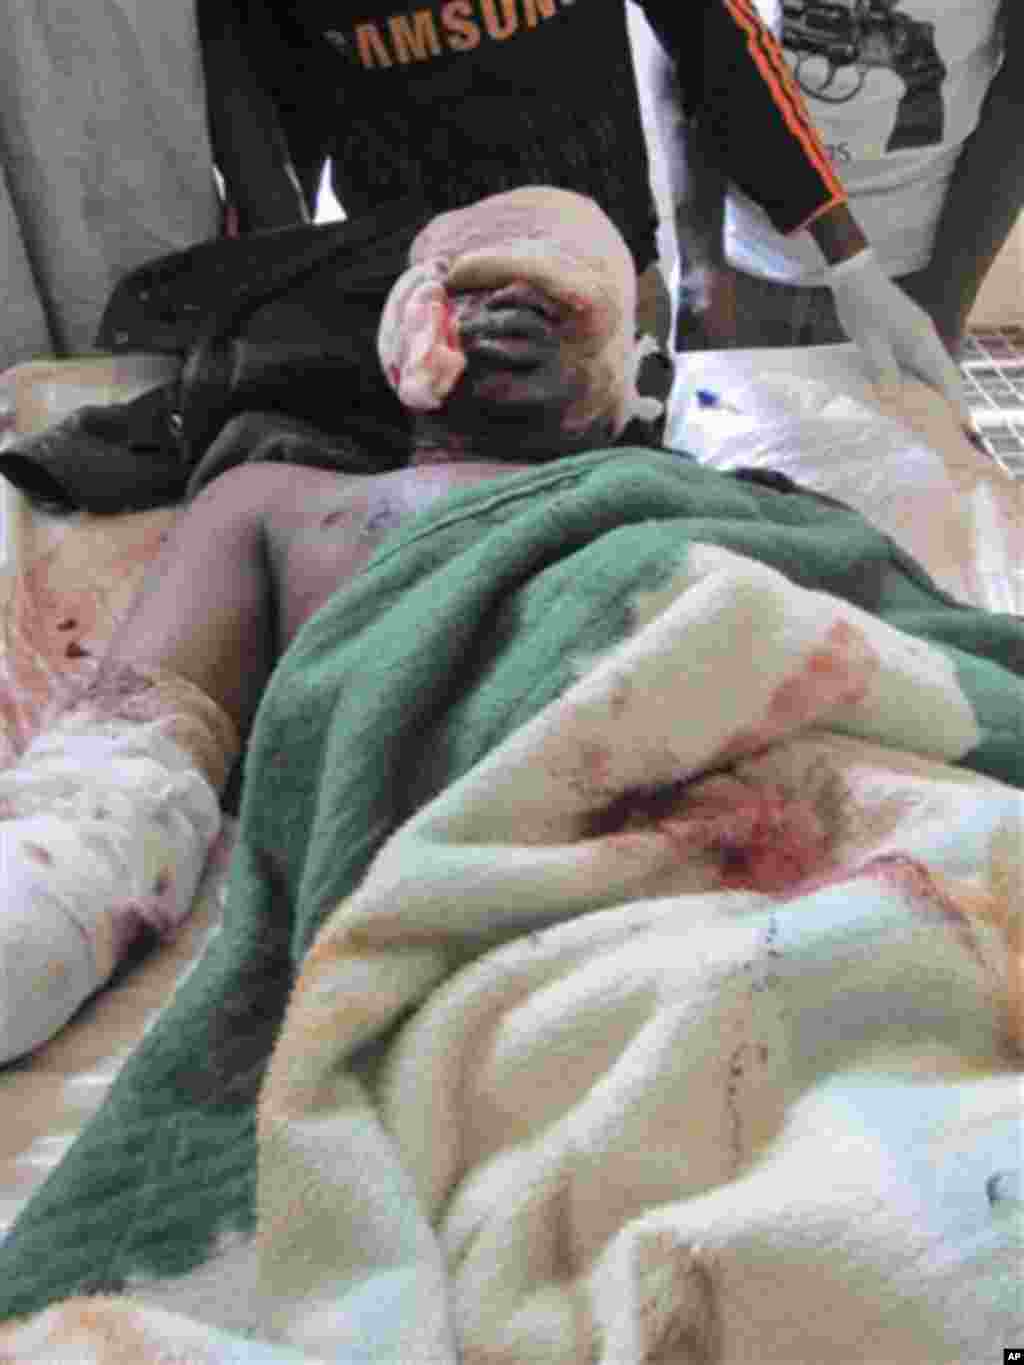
[828,247,971,427]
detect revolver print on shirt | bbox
[781,0,947,151]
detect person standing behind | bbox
[1,3,221,372]
[648,0,1022,366]
[198,0,967,417]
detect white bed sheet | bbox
[669,343,1022,614]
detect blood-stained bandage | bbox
[0,670,237,1064]
[376,259,466,411]
[377,186,661,436]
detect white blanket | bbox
[3,544,1021,1364]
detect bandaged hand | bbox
[828,248,970,424]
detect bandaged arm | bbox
[0,672,238,1064]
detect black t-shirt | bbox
[208,0,846,269]
[242,0,661,266]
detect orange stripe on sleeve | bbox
[792,190,849,236]
[722,0,846,203]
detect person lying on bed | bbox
[0,185,663,1066]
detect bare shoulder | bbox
[262,459,528,550]
[263,459,531,645]
[322,459,534,545]
[382,460,534,520]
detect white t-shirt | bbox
[726,0,1004,285]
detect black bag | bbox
[96,199,431,475]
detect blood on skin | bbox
[441,294,460,352]
[560,290,593,336]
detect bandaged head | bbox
[377,187,660,439]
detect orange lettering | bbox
[355,22,393,67]
[388,9,442,63]
[480,0,518,40]
[440,0,481,51]
[522,0,556,25]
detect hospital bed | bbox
[0,344,1020,1362]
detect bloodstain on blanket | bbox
[579,619,882,896]
[589,772,832,895]
[719,618,880,762]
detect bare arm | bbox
[197,0,310,232]
[644,40,727,273]
[897,0,1024,348]
[643,39,736,346]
